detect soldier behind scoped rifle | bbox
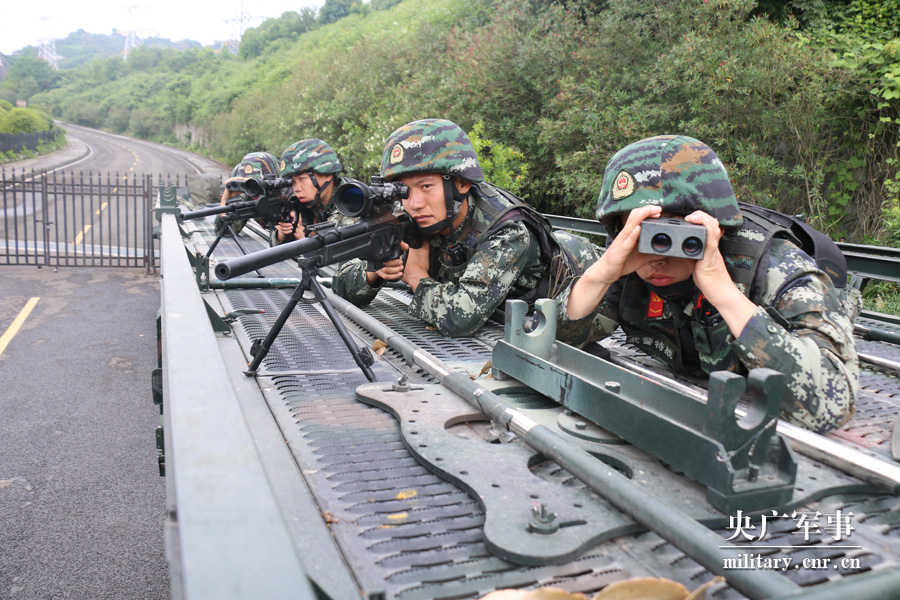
[272,138,356,246]
[215,151,282,236]
[331,118,602,338]
[558,135,859,434]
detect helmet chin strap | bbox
[306,171,334,220]
[419,175,466,237]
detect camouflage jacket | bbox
[556,238,858,434]
[332,184,601,337]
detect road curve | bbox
[4,123,229,180]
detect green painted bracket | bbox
[185,250,211,292]
[492,299,797,514]
[203,298,231,334]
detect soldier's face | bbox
[635,255,695,287]
[399,173,470,230]
[291,172,332,205]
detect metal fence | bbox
[1,168,162,272]
[0,131,63,154]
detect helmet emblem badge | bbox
[389,143,405,165]
[244,164,254,175]
[612,170,635,200]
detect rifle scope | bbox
[225,177,291,197]
[333,176,409,218]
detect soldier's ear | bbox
[454,178,472,195]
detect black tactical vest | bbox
[432,183,580,303]
[617,213,796,375]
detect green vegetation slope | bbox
[3,0,898,245]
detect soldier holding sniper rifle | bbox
[179,176,299,275]
[215,176,421,379]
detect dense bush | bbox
[0,107,52,133]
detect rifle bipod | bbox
[206,216,265,279]
[243,259,376,382]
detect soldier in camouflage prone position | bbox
[332,118,601,337]
[273,138,354,245]
[215,151,281,236]
[558,135,858,433]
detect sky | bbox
[0,0,326,55]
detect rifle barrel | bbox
[180,204,232,221]
[215,221,371,280]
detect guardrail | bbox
[544,214,900,288]
[157,212,317,600]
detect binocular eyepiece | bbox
[638,218,707,260]
[225,177,291,197]
[333,176,410,218]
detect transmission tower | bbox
[38,39,62,69]
[37,17,63,69]
[223,0,265,53]
[121,5,154,60]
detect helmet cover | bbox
[596,135,742,236]
[280,139,343,178]
[231,151,280,179]
[381,118,484,183]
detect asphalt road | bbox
[0,127,228,600]
[0,267,168,600]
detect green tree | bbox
[371,0,402,9]
[0,107,50,133]
[2,57,59,94]
[318,0,361,25]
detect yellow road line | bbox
[94,202,108,215]
[75,224,92,245]
[0,297,40,357]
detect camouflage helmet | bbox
[231,151,280,179]
[595,135,742,236]
[280,139,343,178]
[380,119,484,183]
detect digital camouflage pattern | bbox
[557,238,858,433]
[216,151,281,236]
[230,151,280,180]
[381,119,484,183]
[595,135,743,236]
[280,139,343,177]
[332,184,602,337]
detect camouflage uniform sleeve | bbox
[555,276,622,347]
[408,222,540,337]
[729,240,858,434]
[331,258,383,307]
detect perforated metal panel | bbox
[214,284,900,599]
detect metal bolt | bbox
[575,421,587,430]
[392,374,410,393]
[528,503,559,534]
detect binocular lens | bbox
[651,233,672,253]
[682,236,703,256]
